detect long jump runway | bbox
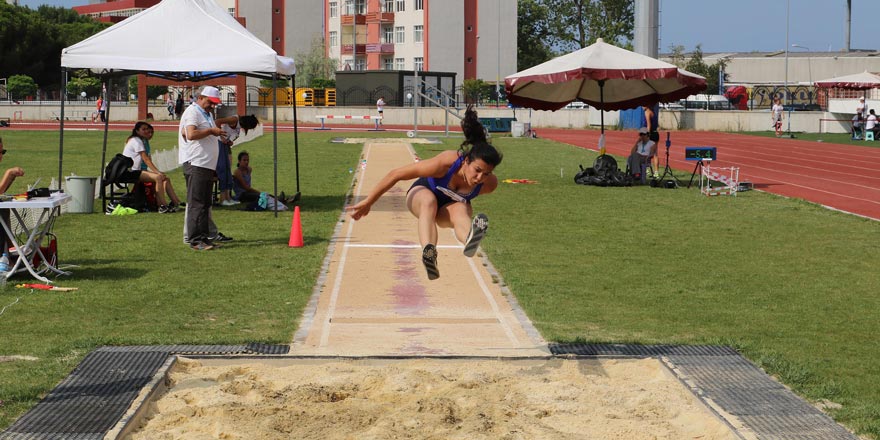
[290,141,548,356]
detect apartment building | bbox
[237,0,516,84]
[71,0,516,85]
[74,0,236,23]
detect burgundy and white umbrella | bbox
[505,38,706,152]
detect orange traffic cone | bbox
[288,206,303,247]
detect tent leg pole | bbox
[100,77,111,212]
[59,69,66,190]
[292,75,300,201]
[273,73,278,218]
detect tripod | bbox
[687,159,706,188]
[657,132,682,187]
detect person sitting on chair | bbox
[866,109,878,140]
[852,114,863,140]
[120,122,181,213]
[626,127,656,184]
[0,137,25,271]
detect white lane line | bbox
[466,250,520,347]
[320,144,373,347]
[344,244,463,249]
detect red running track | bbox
[539,128,880,221]
[6,121,879,220]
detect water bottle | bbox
[0,252,10,274]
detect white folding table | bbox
[0,193,72,283]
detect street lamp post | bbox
[791,44,812,85]
[783,0,792,137]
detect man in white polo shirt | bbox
[179,86,226,250]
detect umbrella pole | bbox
[599,80,606,155]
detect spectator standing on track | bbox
[376,96,385,125]
[174,95,184,119]
[771,98,784,136]
[642,103,660,178]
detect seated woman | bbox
[0,137,24,273]
[120,122,182,213]
[232,150,261,205]
[215,115,260,206]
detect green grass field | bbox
[0,129,877,438]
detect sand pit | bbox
[127,357,739,440]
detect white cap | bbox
[200,86,221,104]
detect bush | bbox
[7,75,38,100]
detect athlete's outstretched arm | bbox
[346,150,458,220]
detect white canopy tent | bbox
[59,0,300,211]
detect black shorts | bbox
[118,169,142,184]
[649,131,659,142]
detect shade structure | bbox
[505,38,706,112]
[58,0,300,214]
[61,0,294,79]
[814,71,880,90]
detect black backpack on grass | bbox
[574,154,632,187]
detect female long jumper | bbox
[346,107,502,280]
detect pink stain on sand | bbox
[390,239,430,315]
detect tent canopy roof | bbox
[814,71,880,90]
[61,0,294,80]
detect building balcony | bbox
[366,12,394,23]
[366,43,395,54]
[341,44,367,55]
[340,14,367,25]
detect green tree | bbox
[294,35,338,88]
[462,79,487,104]
[517,0,555,70]
[128,76,168,100]
[675,45,728,95]
[0,3,108,92]
[545,0,634,51]
[7,74,38,99]
[65,69,102,98]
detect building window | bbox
[414,0,423,10]
[383,0,394,13]
[395,58,405,70]
[413,25,423,43]
[355,0,366,14]
[396,0,405,12]
[355,59,366,70]
[384,58,394,70]
[329,31,338,47]
[383,26,394,44]
[344,0,353,15]
[395,26,405,44]
[414,57,423,71]
[329,2,337,17]
[227,7,235,16]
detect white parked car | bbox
[564,101,589,109]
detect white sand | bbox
[129,357,739,440]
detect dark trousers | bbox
[184,163,214,243]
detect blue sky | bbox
[17,0,880,53]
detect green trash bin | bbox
[64,176,97,213]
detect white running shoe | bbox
[463,214,488,257]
